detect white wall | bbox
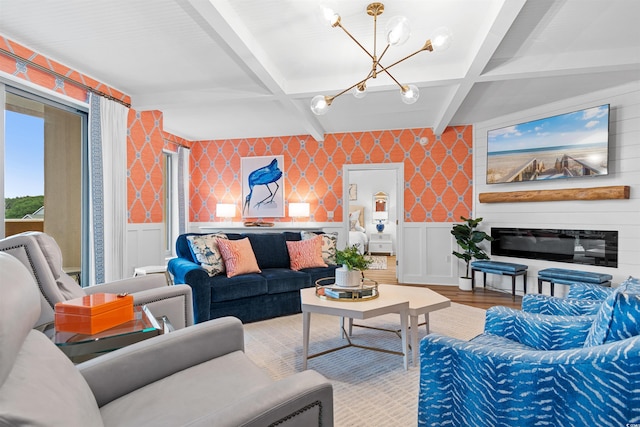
[474,81,640,295]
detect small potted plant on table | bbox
[335,245,372,288]
[451,216,494,291]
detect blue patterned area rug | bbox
[243,302,485,427]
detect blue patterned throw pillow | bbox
[186,233,228,277]
[584,276,640,347]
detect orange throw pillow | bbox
[286,235,328,271]
[216,238,261,278]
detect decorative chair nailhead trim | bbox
[268,400,324,427]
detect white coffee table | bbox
[347,284,451,366]
[378,285,451,366]
[300,286,410,370]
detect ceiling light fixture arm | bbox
[330,71,374,100]
[371,3,381,76]
[377,43,391,65]
[374,40,434,90]
[335,22,375,62]
[383,40,434,71]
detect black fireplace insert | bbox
[491,228,618,268]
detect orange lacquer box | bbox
[54,293,134,334]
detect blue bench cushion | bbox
[539,268,612,284]
[471,261,528,273]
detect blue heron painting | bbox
[241,156,284,217]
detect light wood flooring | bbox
[364,255,522,310]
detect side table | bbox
[369,232,393,255]
[44,305,164,363]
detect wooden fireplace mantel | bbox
[479,185,630,203]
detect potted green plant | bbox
[451,216,494,291]
[335,245,372,287]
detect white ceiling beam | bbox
[480,51,640,82]
[179,0,325,141]
[433,0,528,135]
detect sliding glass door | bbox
[2,84,88,284]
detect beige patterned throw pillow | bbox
[186,233,228,276]
[301,231,338,265]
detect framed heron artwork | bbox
[241,155,285,218]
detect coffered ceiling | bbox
[0,0,638,141]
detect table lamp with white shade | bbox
[289,203,310,222]
[216,203,236,223]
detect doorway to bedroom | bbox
[343,163,404,282]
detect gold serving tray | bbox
[315,277,379,302]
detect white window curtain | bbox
[177,146,190,235]
[88,93,129,285]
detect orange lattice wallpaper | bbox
[0,36,129,105]
[1,36,169,224]
[2,35,472,225]
[127,110,163,223]
[191,126,473,223]
[127,111,192,223]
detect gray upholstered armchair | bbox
[0,231,193,329]
[0,252,334,426]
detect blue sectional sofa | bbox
[169,231,338,323]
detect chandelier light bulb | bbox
[385,16,411,46]
[353,82,367,99]
[431,27,452,51]
[401,85,419,104]
[310,95,330,115]
[320,6,340,27]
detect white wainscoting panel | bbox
[126,223,164,277]
[401,223,459,285]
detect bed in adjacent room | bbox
[348,205,368,254]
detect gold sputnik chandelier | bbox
[310,2,452,115]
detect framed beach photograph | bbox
[241,155,285,218]
[486,104,610,184]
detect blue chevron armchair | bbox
[418,277,640,427]
[522,281,616,315]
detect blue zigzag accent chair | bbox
[567,282,615,299]
[522,281,617,315]
[418,277,640,426]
